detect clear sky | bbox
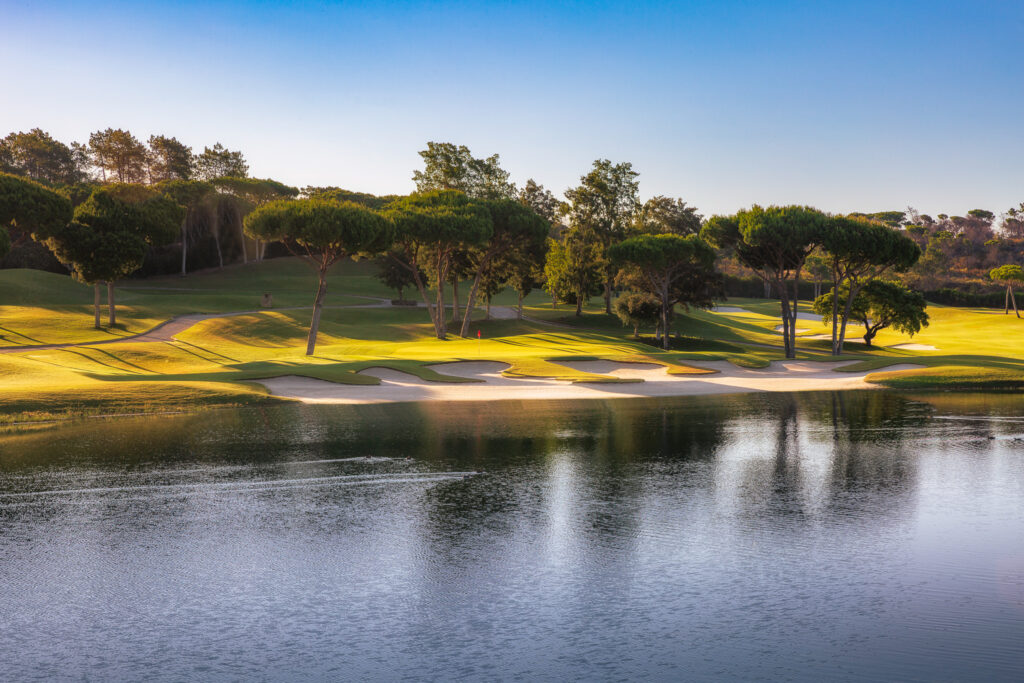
[2,0,1022,216]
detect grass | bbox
[5,256,1024,425]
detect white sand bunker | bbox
[712,306,752,313]
[257,360,926,405]
[888,343,939,351]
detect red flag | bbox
[477,329,481,339]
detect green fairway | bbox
[4,256,1024,426]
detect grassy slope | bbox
[4,258,1024,425]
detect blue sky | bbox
[2,0,1022,216]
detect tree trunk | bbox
[551,292,557,309]
[575,296,583,316]
[94,283,102,329]
[788,273,801,359]
[107,282,116,327]
[180,218,188,276]
[661,284,671,351]
[485,296,492,320]
[460,270,485,338]
[604,278,612,314]
[434,254,447,340]
[214,233,224,269]
[517,291,523,320]
[830,266,840,355]
[452,280,461,322]
[777,276,793,359]
[1005,284,1010,314]
[1012,287,1020,319]
[305,267,328,356]
[763,280,772,298]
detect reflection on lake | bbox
[1,391,1023,681]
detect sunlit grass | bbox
[7,258,1024,424]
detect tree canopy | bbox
[245,198,393,354]
[818,215,921,353]
[412,142,515,199]
[564,159,640,313]
[385,189,492,338]
[40,185,182,327]
[702,205,829,358]
[813,280,929,347]
[608,233,718,349]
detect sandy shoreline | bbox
[256,360,925,404]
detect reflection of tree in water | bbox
[409,398,735,569]
[732,391,928,523]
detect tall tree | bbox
[385,190,492,339]
[0,173,73,267]
[702,205,828,358]
[990,265,1024,317]
[146,135,193,182]
[88,128,148,183]
[458,199,549,336]
[412,142,516,199]
[194,143,248,180]
[564,159,640,314]
[155,179,216,275]
[820,216,921,354]
[0,129,89,185]
[212,177,299,262]
[245,198,393,355]
[518,179,561,223]
[608,233,719,349]
[634,196,702,236]
[38,186,181,327]
[543,230,604,316]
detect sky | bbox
[2,0,1022,217]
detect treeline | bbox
[1,135,1019,357]
[0,127,287,275]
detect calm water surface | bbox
[1,391,1023,681]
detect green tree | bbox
[0,173,73,265]
[146,135,193,182]
[89,128,148,183]
[412,142,516,199]
[989,264,1024,317]
[39,186,182,327]
[813,280,929,347]
[0,129,89,185]
[702,205,828,358]
[375,252,422,301]
[385,190,491,339]
[634,196,702,236]
[564,159,640,314]
[543,231,604,316]
[518,179,561,223]
[194,143,248,180]
[819,216,921,354]
[212,177,299,263]
[156,179,218,274]
[245,198,393,355]
[608,233,718,349]
[458,199,549,336]
[614,291,662,337]
[502,233,549,319]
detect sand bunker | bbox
[712,306,752,313]
[888,343,938,351]
[257,360,926,404]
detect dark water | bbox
[1,391,1023,682]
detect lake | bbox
[1,391,1023,681]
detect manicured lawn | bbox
[5,257,1024,425]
